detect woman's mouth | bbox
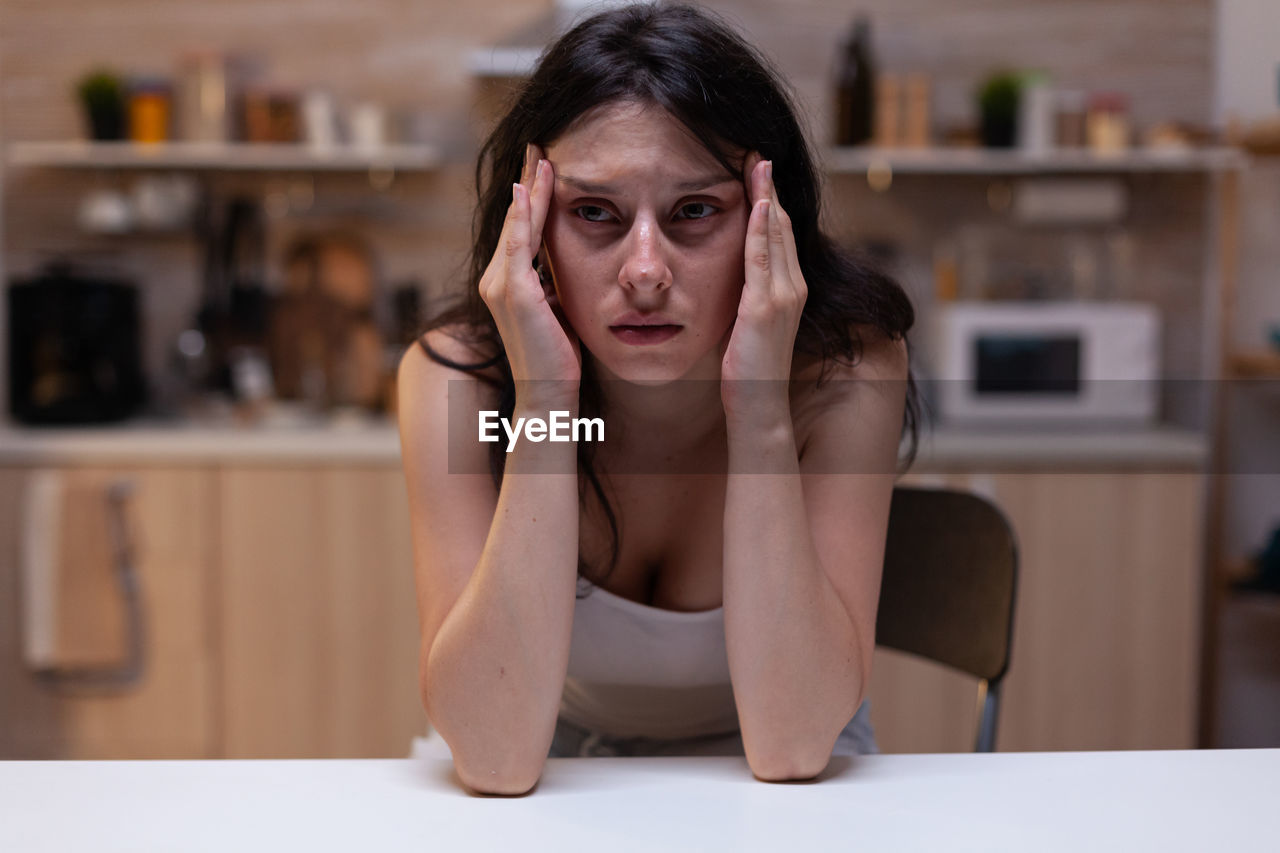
[609,324,682,345]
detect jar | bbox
[1086,92,1130,154]
[1017,72,1054,154]
[129,78,172,144]
[903,72,932,148]
[177,51,227,142]
[1054,89,1087,148]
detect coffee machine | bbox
[8,263,146,424]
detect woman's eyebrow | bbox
[557,174,737,194]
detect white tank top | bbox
[558,579,741,740]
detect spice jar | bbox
[129,78,172,144]
[874,73,901,147]
[903,73,932,148]
[1054,89,1087,147]
[1086,92,1129,154]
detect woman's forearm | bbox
[424,399,580,793]
[722,411,866,781]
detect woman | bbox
[398,3,919,794]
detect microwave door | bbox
[974,334,1082,397]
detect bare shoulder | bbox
[791,325,910,444]
[791,324,908,384]
[397,323,505,459]
[407,323,505,383]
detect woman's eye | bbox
[570,202,717,224]
[675,202,717,221]
[573,205,614,223]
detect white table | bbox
[1,750,1275,852]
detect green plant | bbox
[77,70,124,110]
[977,70,1022,148]
[76,69,126,140]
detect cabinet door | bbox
[218,467,424,758]
[869,470,1204,753]
[0,466,216,758]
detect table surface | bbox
[1,749,1275,852]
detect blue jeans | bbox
[547,698,878,758]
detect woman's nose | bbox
[618,219,671,293]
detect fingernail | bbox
[764,161,773,182]
[535,159,544,181]
[524,143,533,174]
[513,183,523,203]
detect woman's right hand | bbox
[479,143,582,404]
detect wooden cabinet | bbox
[0,466,216,758]
[217,467,424,758]
[0,462,423,760]
[868,470,1205,753]
[0,455,1204,758]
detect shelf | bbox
[0,419,400,464]
[826,146,1248,175]
[1227,350,1280,379]
[912,424,1209,469]
[4,141,444,172]
[0,420,1210,468]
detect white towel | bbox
[20,469,63,670]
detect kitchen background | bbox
[0,0,1277,758]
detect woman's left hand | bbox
[720,152,808,423]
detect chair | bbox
[875,486,1019,752]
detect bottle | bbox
[835,15,876,146]
[177,51,228,142]
[1017,72,1054,154]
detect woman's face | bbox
[542,101,749,385]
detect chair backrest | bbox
[876,486,1018,685]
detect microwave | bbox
[929,301,1161,425]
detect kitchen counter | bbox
[0,420,1210,759]
[0,418,1208,468]
[0,417,404,465]
[912,423,1208,469]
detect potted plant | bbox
[76,69,126,141]
[977,71,1022,148]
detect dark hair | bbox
[419,2,920,594]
